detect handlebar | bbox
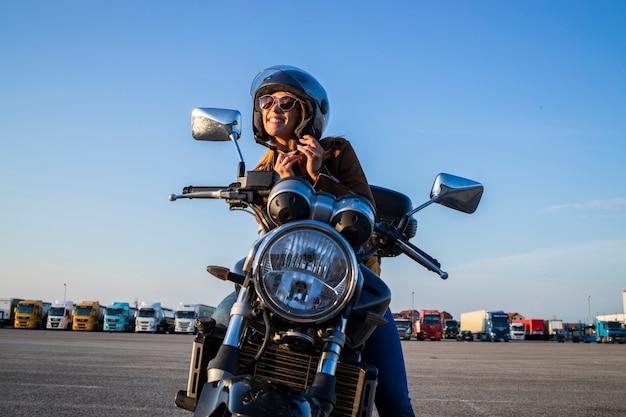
[169,186,232,201]
[393,239,449,279]
[168,185,271,203]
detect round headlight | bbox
[266,178,314,227]
[253,221,358,323]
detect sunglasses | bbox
[259,94,299,111]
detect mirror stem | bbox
[229,132,246,177]
[398,196,437,231]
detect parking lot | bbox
[1,329,624,416]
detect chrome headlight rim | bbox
[252,220,359,324]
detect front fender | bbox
[194,375,317,417]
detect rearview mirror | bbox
[431,173,483,214]
[191,108,242,142]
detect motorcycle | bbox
[170,108,483,417]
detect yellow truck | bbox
[72,301,104,331]
[13,300,50,329]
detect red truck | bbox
[517,319,545,340]
[417,309,442,341]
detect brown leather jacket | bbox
[312,136,375,207]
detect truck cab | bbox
[595,320,625,344]
[510,322,525,340]
[394,319,413,340]
[443,319,459,339]
[104,302,136,332]
[72,301,103,331]
[14,300,50,329]
[418,309,442,341]
[136,302,174,333]
[46,300,74,330]
[486,311,510,342]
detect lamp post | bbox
[412,291,415,321]
[587,295,591,325]
[64,283,67,301]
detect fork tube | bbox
[206,287,251,382]
[317,317,347,375]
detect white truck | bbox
[174,303,215,334]
[510,322,525,340]
[544,319,564,340]
[0,298,23,327]
[460,309,510,342]
[135,302,175,333]
[46,300,75,330]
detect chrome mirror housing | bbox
[431,173,483,214]
[191,108,242,142]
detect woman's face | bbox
[260,91,302,144]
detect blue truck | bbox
[104,301,137,332]
[595,319,626,344]
[460,309,510,342]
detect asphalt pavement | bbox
[1,329,624,416]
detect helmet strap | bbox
[254,136,278,151]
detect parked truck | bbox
[0,298,23,327]
[104,301,137,332]
[416,309,442,341]
[72,301,104,331]
[510,322,525,340]
[14,300,50,329]
[46,300,74,330]
[460,309,510,342]
[595,319,626,344]
[394,318,414,340]
[174,303,215,334]
[135,302,175,333]
[443,319,459,339]
[518,318,545,340]
[544,319,565,341]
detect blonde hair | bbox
[253,139,301,170]
[254,149,277,172]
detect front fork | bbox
[174,287,251,412]
[176,283,349,415]
[206,287,252,382]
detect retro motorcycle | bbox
[170,108,483,417]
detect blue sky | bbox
[2,1,625,323]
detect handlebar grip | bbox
[182,186,228,194]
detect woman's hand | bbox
[274,151,300,178]
[297,135,323,181]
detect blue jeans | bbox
[362,308,416,417]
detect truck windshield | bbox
[423,316,440,323]
[176,311,195,319]
[511,324,524,331]
[606,322,622,330]
[75,307,93,316]
[106,308,123,315]
[49,307,65,316]
[17,304,35,313]
[138,310,155,318]
[492,317,509,327]
[395,321,410,329]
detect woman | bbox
[249,65,416,417]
